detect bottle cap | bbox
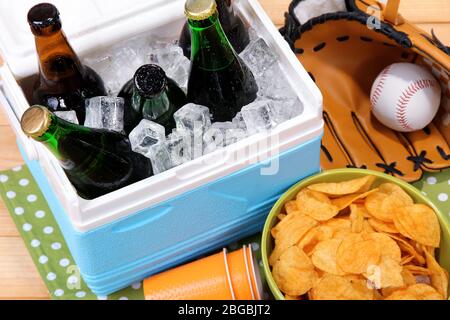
[185,0,217,21]
[21,106,52,138]
[134,65,168,98]
[27,3,62,35]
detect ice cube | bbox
[256,63,304,123]
[174,103,211,133]
[167,58,190,92]
[241,100,275,134]
[270,98,304,123]
[203,122,248,154]
[256,63,296,99]
[225,128,248,146]
[83,35,149,96]
[149,43,191,91]
[248,27,259,43]
[83,55,123,96]
[147,144,173,175]
[203,122,234,154]
[165,131,193,166]
[85,97,125,133]
[239,37,277,77]
[232,112,247,130]
[129,120,166,156]
[54,111,79,125]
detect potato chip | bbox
[362,233,403,289]
[404,265,433,276]
[393,204,440,248]
[270,174,447,301]
[269,214,318,266]
[366,233,402,262]
[331,189,378,211]
[420,245,435,257]
[385,284,443,300]
[336,233,381,274]
[384,289,419,300]
[365,183,413,222]
[364,257,404,289]
[284,201,298,215]
[381,268,417,297]
[350,205,365,233]
[273,247,318,296]
[297,226,334,256]
[425,251,449,299]
[311,239,346,276]
[322,218,352,237]
[368,218,399,234]
[285,295,302,300]
[406,284,444,300]
[310,275,374,300]
[296,189,340,221]
[307,175,376,196]
[384,234,426,265]
[401,256,415,265]
[402,268,419,286]
[362,220,376,234]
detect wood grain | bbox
[0,0,448,300]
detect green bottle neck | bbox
[34,115,89,160]
[188,12,237,71]
[132,87,171,121]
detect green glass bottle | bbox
[119,64,187,135]
[186,0,258,122]
[21,106,153,200]
[178,0,250,58]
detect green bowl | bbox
[261,169,450,300]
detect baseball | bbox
[370,62,442,132]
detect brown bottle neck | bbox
[217,0,235,26]
[34,29,84,83]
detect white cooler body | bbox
[0,0,323,295]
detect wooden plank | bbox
[416,23,450,45]
[0,124,24,171]
[258,0,290,27]
[0,216,19,237]
[400,0,450,24]
[0,0,448,301]
[258,0,450,26]
[0,104,12,126]
[0,237,49,300]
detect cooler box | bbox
[0,0,323,295]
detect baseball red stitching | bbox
[371,65,392,107]
[395,79,437,131]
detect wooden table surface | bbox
[0,0,449,300]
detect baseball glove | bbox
[281,0,450,182]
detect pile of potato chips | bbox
[270,175,449,300]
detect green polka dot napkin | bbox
[0,165,143,300]
[0,165,449,300]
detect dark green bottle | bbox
[119,64,187,135]
[178,0,250,58]
[21,105,153,200]
[186,0,258,122]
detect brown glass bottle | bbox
[179,0,250,58]
[28,3,106,124]
[21,106,153,200]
